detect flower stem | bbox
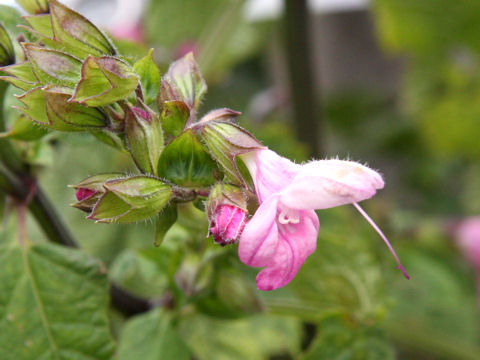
[353,202,410,279]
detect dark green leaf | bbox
[0,241,115,360]
[117,308,190,360]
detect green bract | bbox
[125,104,164,175]
[157,129,220,187]
[134,49,161,105]
[158,52,206,111]
[71,56,139,106]
[0,24,14,67]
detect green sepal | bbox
[205,183,247,220]
[0,23,14,66]
[0,115,49,140]
[125,104,164,175]
[22,14,53,38]
[0,62,38,90]
[154,204,177,247]
[88,176,172,223]
[15,86,108,131]
[70,173,125,192]
[71,55,139,106]
[196,120,263,184]
[198,108,241,123]
[158,52,206,111]
[22,43,82,87]
[133,49,160,105]
[161,100,189,137]
[16,0,49,14]
[49,0,116,57]
[157,128,220,187]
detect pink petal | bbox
[242,149,300,202]
[256,209,319,290]
[281,160,384,210]
[239,195,279,267]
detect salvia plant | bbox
[0,0,409,358]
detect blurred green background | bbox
[2,0,480,359]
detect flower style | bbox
[239,149,409,291]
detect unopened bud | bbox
[210,204,247,246]
[206,183,248,246]
[70,173,123,212]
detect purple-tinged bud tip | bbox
[75,188,97,201]
[210,204,247,246]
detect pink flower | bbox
[210,204,247,246]
[239,149,409,291]
[456,217,480,269]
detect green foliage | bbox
[0,241,115,360]
[0,24,14,66]
[301,316,395,360]
[117,308,190,360]
[161,100,190,137]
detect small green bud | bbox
[70,55,139,106]
[1,115,49,140]
[70,173,124,212]
[158,52,206,112]
[0,62,38,91]
[161,100,190,137]
[49,0,116,57]
[125,103,164,175]
[0,24,15,67]
[195,120,263,184]
[157,129,220,187]
[88,176,172,223]
[15,0,49,14]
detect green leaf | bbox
[49,0,116,57]
[159,52,206,111]
[154,204,177,247]
[109,248,172,298]
[179,314,302,360]
[125,105,164,175]
[158,129,219,187]
[71,56,139,106]
[0,23,14,66]
[133,49,160,105]
[301,316,395,360]
[89,129,126,151]
[23,43,82,87]
[117,308,190,360]
[161,100,190,137]
[195,269,264,319]
[0,241,115,360]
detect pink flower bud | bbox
[210,204,247,246]
[75,188,97,201]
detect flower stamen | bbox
[353,202,410,280]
